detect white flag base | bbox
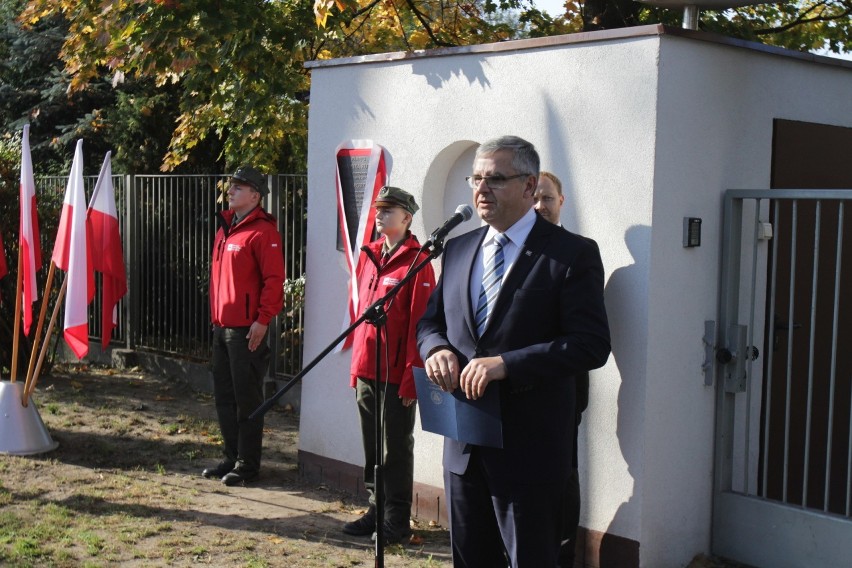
[0,380,59,455]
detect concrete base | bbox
[0,380,59,455]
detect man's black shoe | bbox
[202,461,235,479]
[372,520,412,545]
[342,508,376,536]
[221,466,259,486]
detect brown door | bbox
[760,119,852,513]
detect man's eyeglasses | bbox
[466,174,530,190]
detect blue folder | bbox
[414,367,503,448]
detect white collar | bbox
[482,206,537,247]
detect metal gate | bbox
[713,189,852,567]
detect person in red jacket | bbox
[342,186,436,544]
[203,165,285,486]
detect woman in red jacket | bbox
[342,186,436,545]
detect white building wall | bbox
[301,26,852,568]
[642,37,852,567]
[303,35,660,539]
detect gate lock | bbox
[716,345,759,364]
[716,324,759,393]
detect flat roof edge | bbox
[665,27,852,69]
[304,24,852,71]
[304,24,666,69]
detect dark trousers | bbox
[558,468,581,567]
[560,375,588,567]
[445,449,565,568]
[355,377,416,528]
[211,326,269,472]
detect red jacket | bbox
[210,207,285,327]
[350,233,436,399]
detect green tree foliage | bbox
[100,79,226,174]
[316,0,850,56]
[699,1,852,54]
[0,0,207,175]
[314,0,537,53]
[20,0,317,173]
[524,0,851,55]
[0,0,79,174]
[9,0,538,174]
[5,0,847,177]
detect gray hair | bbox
[475,136,540,178]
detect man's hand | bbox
[246,322,269,351]
[460,356,507,400]
[424,348,460,392]
[401,397,417,408]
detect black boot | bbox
[372,519,412,545]
[221,463,259,486]
[202,460,235,479]
[342,507,376,536]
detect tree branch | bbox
[754,2,851,36]
[388,0,414,50]
[353,0,384,19]
[403,0,457,46]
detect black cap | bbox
[373,186,419,214]
[230,165,268,196]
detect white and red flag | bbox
[335,140,387,350]
[52,140,94,359]
[19,124,42,334]
[87,152,126,348]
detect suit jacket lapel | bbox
[456,227,487,341]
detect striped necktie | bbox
[475,233,509,337]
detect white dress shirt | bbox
[469,206,538,313]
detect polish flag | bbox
[88,152,126,348]
[19,124,42,334]
[52,140,94,359]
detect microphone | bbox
[423,204,474,248]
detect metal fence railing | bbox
[36,173,307,380]
[272,174,307,378]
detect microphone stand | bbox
[251,240,445,568]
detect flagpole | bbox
[22,275,67,406]
[23,261,57,394]
[88,151,125,351]
[87,152,110,211]
[11,241,24,382]
[15,123,42,383]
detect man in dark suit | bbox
[417,136,610,567]
[536,170,591,567]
